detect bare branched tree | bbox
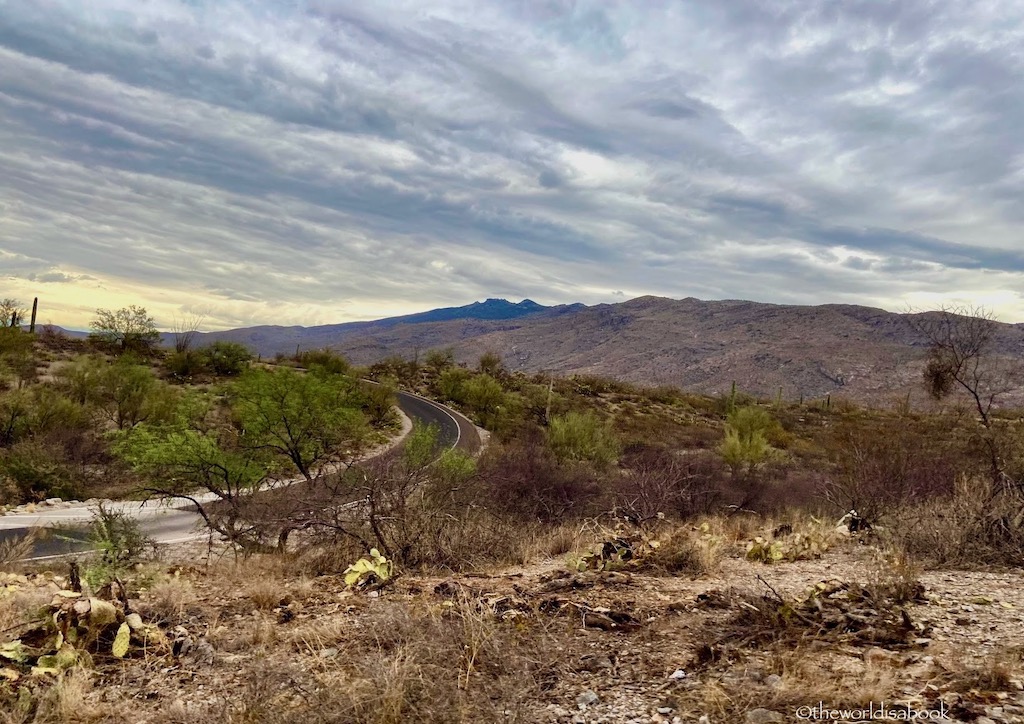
[171,311,206,353]
[908,305,1018,490]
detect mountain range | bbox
[192,296,1024,406]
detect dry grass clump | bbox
[0,532,38,571]
[886,475,1024,567]
[645,526,724,577]
[1,669,100,724]
[138,573,200,626]
[156,598,565,724]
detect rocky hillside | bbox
[207,296,1024,405]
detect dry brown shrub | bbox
[886,475,1024,567]
[644,527,724,577]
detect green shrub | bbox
[461,374,505,425]
[477,351,504,377]
[367,355,419,386]
[201,341,252,376]
[88,503,154,568]
[547,411,619,467]
[165,349,208,379]
[718,406,780,477]
[424,347,455,373]
[53,354,106,405]
[297,348,350,376]
[435,367,471,403]
[355,380,397,427]
[0,440,79,502]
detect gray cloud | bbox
[0,0,1022,329]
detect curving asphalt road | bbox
[0,390,479,561]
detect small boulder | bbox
[745,709,784,724]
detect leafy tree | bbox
[353,380,398,427]
[89,305,160,353]
[114,402,277,551]
[462,374,505,425]
[0,329,36,388]
[53,355,106,405]
[230,368,369,481]
[424,347,455,373]
[435,367,471,403]
[367,355,419,386]
[96,357,176,429]
[0,298,25,328]
[547,411,619,468]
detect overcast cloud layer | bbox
[2,0,1023,330]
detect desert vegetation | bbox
[2,303,1024,722]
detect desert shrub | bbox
[886,475,1024,567]
[424,346,455,373]
[37,324,84,353]
[354,380,398,427]
[476,350,504,377]
[290,425,533,571]
[547,411,618,468]
[569,374,636,397]
[201,341,252,376]
[821,419,963,524]
[645,526,724,576]
[52,354,106,405]
[0,389,32,446]
[614,443,723,520]
[461,374,505,426]
[0,439,80,502]
[296,348,349,376]
[515,382,567,427]
[434,367,471,403]
[368,355,420,386]
[718,406,780,474]
[164,349,207,379]
[476,429,606,522]
[84,503,155,587]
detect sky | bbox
[1,1,1023,331]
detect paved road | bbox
[1,390,479,561]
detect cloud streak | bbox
[1,0,1023,329]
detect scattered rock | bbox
[864,647,899,667]
[745,709,784,724]
[669,669,687,680]
[763,674,782,688]
[575,654,613,672]
[576,690,600,708]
